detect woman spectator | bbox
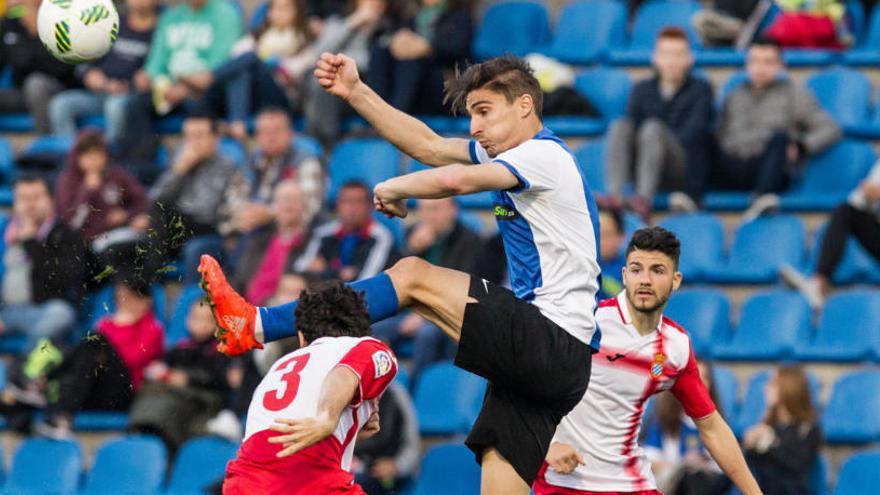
[37,276,164,438]
[643,361,730,495]
[184,0,316,141]
[54,130,148,284]
[366,0,474,115]
[743,365,821,495]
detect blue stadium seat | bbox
[0,114,35,133]
[822,370,880,443]
[168,285,206,347]
[472,1,551,60]
[694,48,745,67]
[843,1,880,66]
[412,443,481,495]
[607,0,703,65]
[24,135,74,157]
[780,140,876,211]
[413,362,486,435]
[372,212,405,249]
[326,138,400,203]
[249,1,268,31]
[735,368,821,435]
[834,450,880,494]
[156,116,184,135]
[782,49,838,67]
[703,215,806,284]
[72,412,129,431]
[164,436,239,495]
[795,290,880,362]
[542,0,627,65]
[573,139,607,194]
[0,67,11,89]
[808,221,880,285]
[218,137,248,172]
[805,68,872,132]
[573,68,632,122]
[658,213,725,281]
[293,134,323,158]
[1,439,82,495]
[665,288,730,359]
[711,365,739,422]
[80,435,167,495]
[0,138,12,184]
[713,290,811,361]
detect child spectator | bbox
[183,0,316,141]
[643,361,730,495]
[129,301,230,450]
[37,276,164,438]
[743,365,821,495]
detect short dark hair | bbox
[14,173,51,193]
[749,37,782,56]
[601,207,625,235]
[184,107,221,134]
[444,55,543,119]
[656,26,689,43]
[294,281,371,343]
[339,180,371,198]
[625,227,681,268]
[73,129,109,156]
[256,106,292,123]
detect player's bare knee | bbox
[387,256,429,297]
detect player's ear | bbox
[672,270,682,291]
[518,94,534,119]
[297,331,307,348]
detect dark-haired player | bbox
[534,228,761,495]
[201,52,601,494]
[222,282,397,495]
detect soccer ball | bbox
[37,0,119,64]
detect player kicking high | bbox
[200,53,602,494]
[223,281,397,494]
[533,227,761,495]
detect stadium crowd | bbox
[0,0,879,494]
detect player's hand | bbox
[268,414,337,457]
[546,442,585,474]
[84,68,108,92]
[860,180,880,201]
[314,52,361,101]
[373,183,408,218]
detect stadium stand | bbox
[412,443,481,495]
[665,288,730,358]
[658,213,725,282]
[79,435,167,494]
[413,362,486,436]
[712,290,811,361]
[833,450,880,495]
[541,0,627,66]
[607,0,703,66]
[164,436,239,495]
[0,438,81,495]
[822,370,880,444]
[734,368,822,436]
[472,1,551,60]
[794,289,880,362]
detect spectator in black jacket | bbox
[0,0,77,133]
[128,300,230,451]
[743,365,821,495]
[0,175,85,352]
[48,0,157,145]
[354,382,420,495]
[606,27,713,219]
[372,197,481,387]
[294,181,398,282]
[366,0,474,115]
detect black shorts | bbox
[454,276,593,486]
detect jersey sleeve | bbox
[670,345,716,420]
[337,339,398,406]
[468,140,492,164]
[492,141,557,192]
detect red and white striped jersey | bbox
[537,292,715,493]
[226,336,397,494]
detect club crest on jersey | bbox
[651,353,665,379]
[372,351,393,379]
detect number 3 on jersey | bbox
[262,353,311,411]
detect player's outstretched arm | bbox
[696,412,763,495]
[268,366,360,457]
[373,163,519,218]
[314,52,470,166]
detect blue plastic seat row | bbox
[665,288,880,362]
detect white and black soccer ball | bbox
[37,0,119,64]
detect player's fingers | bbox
[315,60,336,73]
[575,452,586,465]
[276,442,306,458]
[266,433,296,444]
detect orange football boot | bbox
[198,254,263,356]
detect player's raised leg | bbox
[482,449,531,495]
